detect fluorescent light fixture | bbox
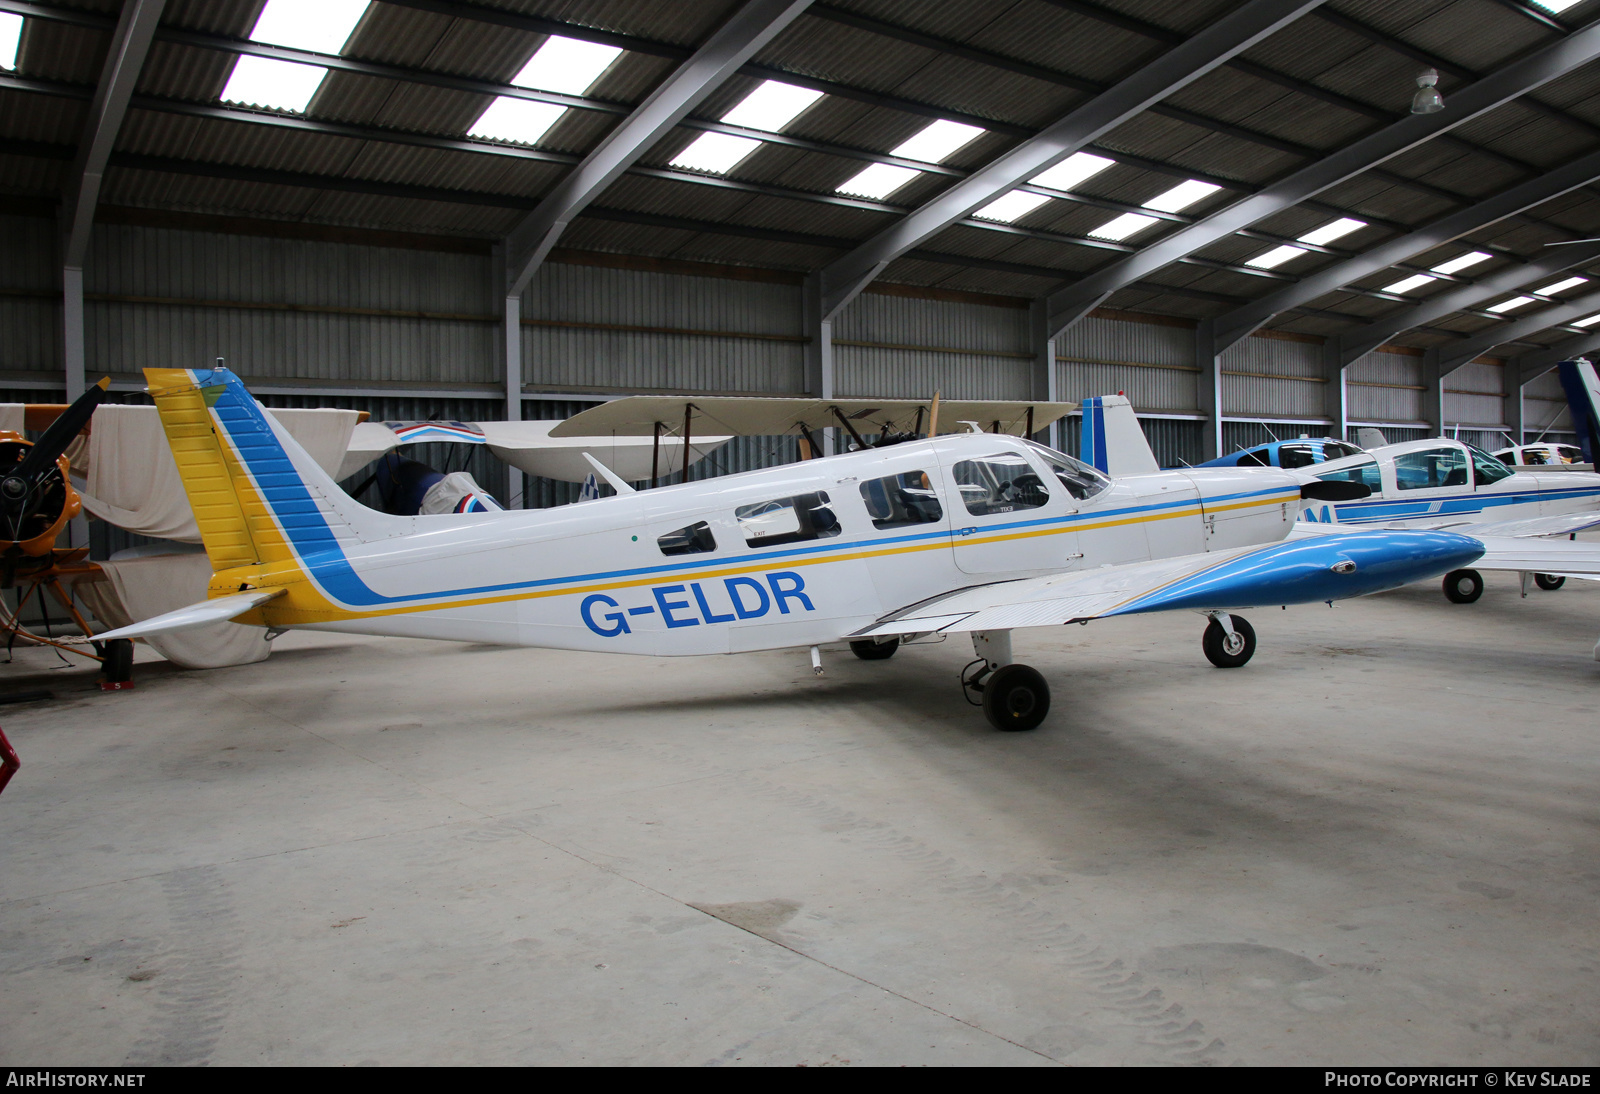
[1573,312,1600,327]
[1487,296,1535,313]
[1029,152,1114,191]
[836,162,920,199]
[1246,244,1308,270]
[1143,179,1221,214]
[510,35,622,94]
[1430,251,1492,275]
[1530,0,1583,12]
[721,80,822,132]
[1382,273,1437,294]
[468,97,567,145]
[671,132,762,174]
[249,0,369,53]
[972,191,1052,223]
[1297,217,1365,246]
[1090,212,1160,241]
[221,55,330,112]
[1534,276,1588,295]
[0,12,21,70]
[891,119,984,164]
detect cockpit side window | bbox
[952,454,1050,516]
[1469,445,1513,486]
[736,491,841,548]
[1022,441,1110,501]
[1322,440,1362,460]
[1278,444,1317,469]
[1316,459,1382,491]
[859,471,943,529]
[1393,447,1469,490]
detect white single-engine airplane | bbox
[99,368,1483,731]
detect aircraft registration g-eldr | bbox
[97,367,1484,731]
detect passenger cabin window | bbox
[1316,459,1382,491]
[860,471,943,530]
[1393,447,1469,490]
[1278,444,1317,469]
[1323,440,1362,460]
[658,520,715,556]
[736,492,841,548]
[1026,443,1110,500]
[1237,449,1270,466]
[952,453,1050,516]
[1469,446,1513,486]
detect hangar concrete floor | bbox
[1,572,1597,1066]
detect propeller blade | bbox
[7,378,109,489]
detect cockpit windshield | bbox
[1023,440,1111,501]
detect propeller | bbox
[0,378,108,544]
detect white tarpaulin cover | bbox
[74,548,271,669]
[54,405,361,543]
[0,405,23,435]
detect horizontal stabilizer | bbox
[94,588,286,641]
[853,531,1482,638]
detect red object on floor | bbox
[99,680,135,692]
[0,726,18,797]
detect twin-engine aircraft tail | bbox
[1557,357,1600,464]
[1079,394,1160,476]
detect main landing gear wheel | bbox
[849,637,899,660]
[1202,616,1256,668]
[1534,573,1566,591]
[1442,568,1484,604]
[981,664,1050,732]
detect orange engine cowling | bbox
[0,430,82,558]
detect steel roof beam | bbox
[1334,241,1600,366]
[1435,286,1600,374]
[1044,21,1600,342]
[813,0,1327,320]
[1208,143,1600,356]
[1504,331,1600,389]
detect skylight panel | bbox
[671,132,762,174]
[1143,179,1221,214]
[1382,273,1437,294]
[1535,276,1587,295]
[837,162,920,200]
[249,0,369,54]
[891,120,984,164]
[1530,0,1583,12]
[1574,312,1600,327]
[972,191,1052,224]
[510,35,622,94]
[1090,212,1160,241]
[1297,217,1365,246]
[1246,244,1307,270]
[221,55,330,113]
[721,81,822,133]
[1487,296,1535,313]
[1430,251,1492,275]
[468,97,567,146]
[1029,152,1114,192]
[0,12,21,71]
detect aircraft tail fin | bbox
[1355,427,1388,449]
[1079,395,1159,475]
[1557,357,1600,463]
[145,367,407,573]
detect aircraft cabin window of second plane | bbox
[657,520,716,556]
[1394,447,1470,491]
[1469,445,1514,486]
[859,471,943,529]
[1025,442,1111,501]
[735,492,842,548]
[1316,458,1383,491]
[952,453,1053,516]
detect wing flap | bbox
[1463,534,1600,576]
[94,588,287,641]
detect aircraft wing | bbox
[851,530,1483,638]
[1426,512,1600,538]
[1462,534,1600,577]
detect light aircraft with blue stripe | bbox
[99,370,1482,731]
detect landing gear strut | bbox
[1202,612,1256,668]
[962,630,1050,731]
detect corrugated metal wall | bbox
[0,216,59,376]
[522,263,804,394]
[834,293,1030,399]
[1221,336,1325,420]
[1347,350,1425,425]
[1054,315,1197,412]
[1444,360,1505,431]
[1521,366,1572,439]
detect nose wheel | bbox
[1442,568,1483,603]
[1202,613,1256,668]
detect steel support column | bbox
[1046,20,1600,342]
[502,283,524,509]
[503,0,814,299]
[815,0,1328,320]
[1196,320,1223,460]
[1028,301,1058,447]
[1421,350,1445,437]
[1323,340,1348,442]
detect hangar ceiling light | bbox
[671,80,823,174]
[470,35,622,146]
[1531,0,1584,11]
[1487,295,1536,312]
[836,119,984,199]
[1244,217,1367,269]
[220,0,370,114]
[0,12,20,71]
[1381,251,1493,294]
[1535,276,1588,295]
[1089,179,1221,241]
[971,151,1116,224]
